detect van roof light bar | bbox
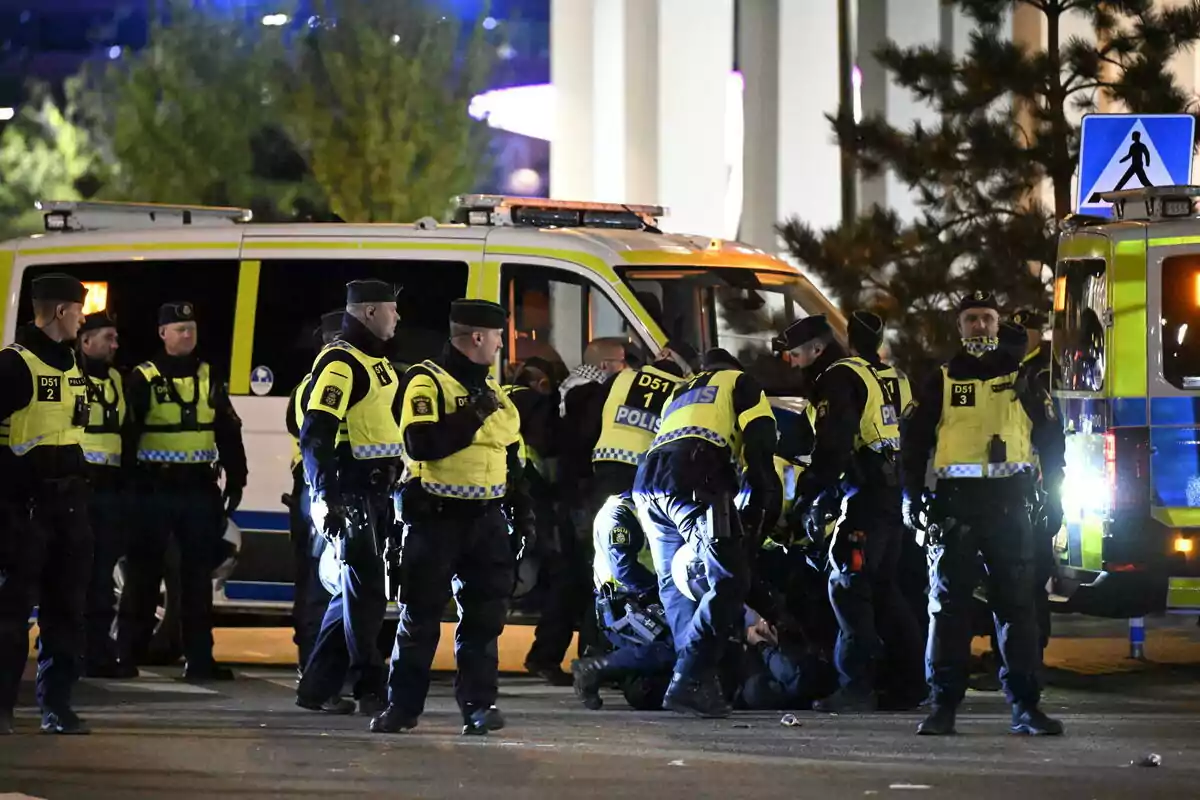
[451,194,666,230]
[1098,185,1200,222]
[36,199,253,232]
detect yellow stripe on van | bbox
[1112,238,1147,397]
[240,241,475,252]
[1151,507,1200,528]
[230,260,262,396]
[17,242,240,256]
[622,248,790,272]
[1167,577,1200,611]
[0,249,12,336]
[1148,235,1200,248]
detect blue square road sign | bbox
[1076,113,1196,218]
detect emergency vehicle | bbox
[4,195,837,668]
[1054,185,1200,619]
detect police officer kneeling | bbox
[372,299,534,736]
[901,292,1065,736]
[297,283,401,715]
[632,348,781,718]
[0,274,93,734]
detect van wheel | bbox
[113,538,184,666]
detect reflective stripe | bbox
[137,448,218,464]
[423,481,507,500]
[84,450,121,466]
[651,426,728,450]
[867,437,900,453]
[11,434,49,456]
[352,442,404,459]
[592,446,641,465]
[934,462,1034,479]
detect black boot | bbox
[183,662,235,682]
[296,695,356,715]
[0,709,13,735]
[1011,704,1064,736]
[41,708,90,735]
[571,656,621,710]
[662,673,731,719]
[812,686,879,713]
[462,705,506,736]
[525,660,574,687]
[916,705,957,736]
[369,704,419,734]
[356,693,386,717]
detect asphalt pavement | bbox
[2,616,1200,799]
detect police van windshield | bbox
[617,266,835,394]
[1162,254,1200,390]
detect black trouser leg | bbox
[172,486,224,669]
[386,517,455,718]
[84,487,127,668]
[0,500,40,713]
[926,515,980,709]
[34,480,93,713]
[980,507,1041,707]
[452,507,515,715]
[117,496,169,664]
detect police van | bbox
[1054,185,1200,619]
[3,195,839,666]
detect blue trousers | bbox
[632,491,749,680]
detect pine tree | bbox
[279,0,498,223]
[780,0,1200,379]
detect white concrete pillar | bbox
[657,0,735,236]
[884,0,941,223]
[737,0,780,252]
[591,0,659,205]
[777,1,842,234]
[549,0,596,199]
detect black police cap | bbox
[319,309,344,337]
[31,273,86,305]
[776,314,832,351]
[1011,307,1049,330]
[701,347,743,371]
[79,310,117,335]
[450,298,508,329]
[957,290,999,314]
[848,310,885,352]
[346,280,399,304]
[158,301,196,325]
[998,320,1027,348]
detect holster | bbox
[699,490,736,541]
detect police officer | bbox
[76,311,136,679]
[296,284,401,715]
[780,314,923,712]
[286,309,342,674]
[0,273,93,734]
[372,299,534,736]
[119,301,248,681]
[901,291,1065,736]
[571,492,674,710]
[632,347,780,718]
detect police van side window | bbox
[501,263,630,382]
[1051,258,1106,392]
[1162,255,1200,390]
[16,260,239,376]
[249,259,468,397]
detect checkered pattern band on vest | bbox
[592,446,641,465]
[84,451,121,466]
[352,443,404,459]
[934,462,1033,479]
[137,448,218,464]
[651,426,728,450]
[423,481,507,500]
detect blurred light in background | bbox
[261,13,289,26]
[0,108,13,121]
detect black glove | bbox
[468,388,501,421]
[223,485,243,515]
[902,490,930,532]
[314,496,349,542]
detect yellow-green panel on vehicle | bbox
[1111,237,1148,397]
[1167,577,1200,610]
[0,250,12,337]
[1081,518,1105,571]
[229,260,262,396]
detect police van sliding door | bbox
[1145,234,1200,570]
[225,232,479,609]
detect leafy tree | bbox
[280,0,497,222]
[0,83,97,240]
[77,0,320,219]
[780,0,1200,378]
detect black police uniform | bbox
[286,310,342,673]
[296,284,401,714]
[373,299,534,736]
[118,301,248,681]
[76,312,137,679]
[784,314,923,712]
[902,293,1066,736]
[0,274,94,735]
[632,348,781,719]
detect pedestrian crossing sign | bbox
[1076,113,1196,217]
